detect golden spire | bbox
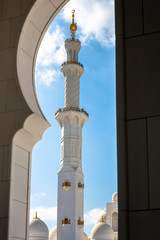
[33,211,40,219]
[100,215,104,223]
[69,10,77,32]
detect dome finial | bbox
[69,10,77,39]
[34,211,40,219]
[100,215,104,223]
[72,10,75,24]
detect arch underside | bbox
[3,1,70,240]
[17,0,70,117]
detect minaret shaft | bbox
[64,73,80,108]
[56,111,87,240]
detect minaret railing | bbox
[61,61,83,67]
[55,107,89,117]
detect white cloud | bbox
[30,206,103,226]
[36,25,66,67]
[35,25,65,87]
[30,206,57,221]
[35,0,115,87]
[84,208,104,225]
[35,68,61,86]
[62,0,115,47]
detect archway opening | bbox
[28,0,117,238]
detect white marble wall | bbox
[56,110,88,240]
[0,0,69,239]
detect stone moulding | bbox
[61,61,84,68]
[55,107,89,117]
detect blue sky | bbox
[30,0,116,236]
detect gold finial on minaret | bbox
[72,10,75,24]
[34,211,40,219]
[69,10,77,32]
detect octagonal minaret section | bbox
[55,10,89,240]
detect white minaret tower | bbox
[55,10,89,240]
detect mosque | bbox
[29,11,118,240]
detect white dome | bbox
[49,226,57,240]
[112,191,118,202]
[49,227,88,240]
[96,210,107,223]
[29,218,49,239]
[90,222,114,240]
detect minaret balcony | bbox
[62,217,71,225]
[78,181,84,188]
[77,218,84,225]
[65,38,81,44]
[55,107,89,117]
[61,61,84,68]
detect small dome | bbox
[29,216,49,239]
[90,222,114,240]
[49,226,57,240]
[49,227,88,240]
[112,191,118,202]
[96,210,107,223]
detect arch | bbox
[112,212,118,232]
[6,1,70,239]
[72,115,79,126]
[63,115,70,126]
[17,0,69,116]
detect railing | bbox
[55,107,89,117]
[61,61,84,68]
[65,38,81,44]
[62,218,71,224]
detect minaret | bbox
[55,10,89,240]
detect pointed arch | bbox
[112,212,118,232]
